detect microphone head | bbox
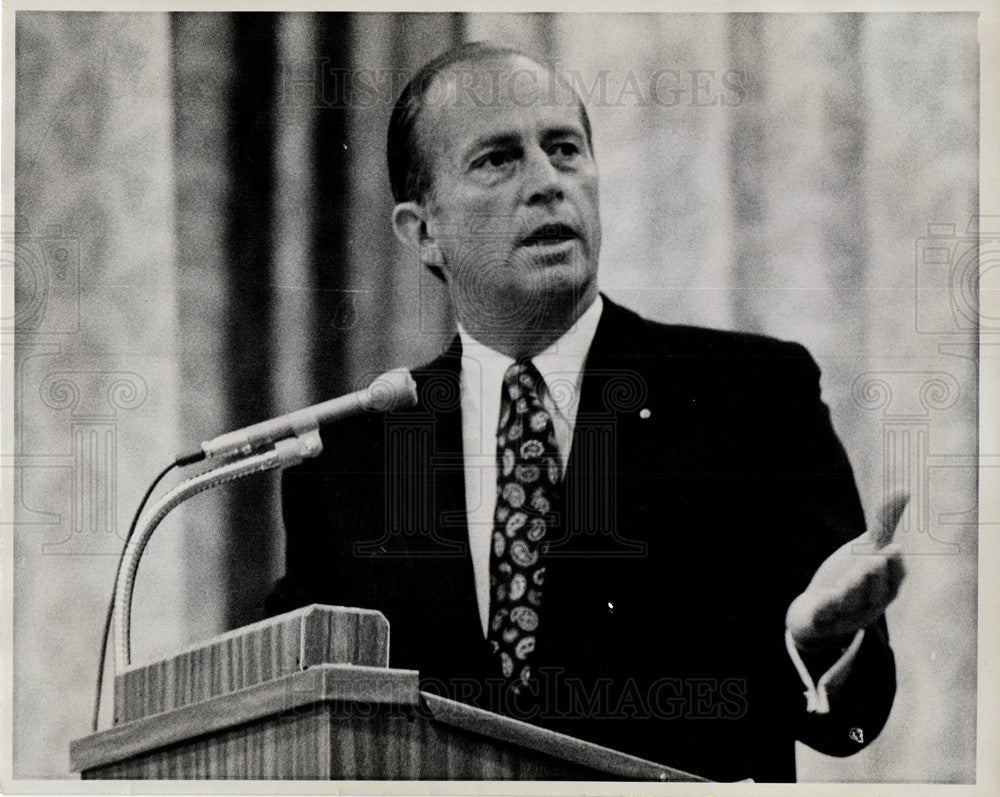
[361,368,418,412]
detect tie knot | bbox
[503,360,543,402]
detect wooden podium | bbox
[70,605,705,781]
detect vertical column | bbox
[272,13,318,415]
[725,13,768,334]
[71,424,116,540]
[223,12,280,630]
[344,12,457,385]
[170,12,240,647]
[310,13,353,400]
[174,12,282,632]
[851,370,962,555]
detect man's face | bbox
[410,56,602,334]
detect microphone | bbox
[176,368,418,465]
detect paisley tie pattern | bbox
[487,360,561,694]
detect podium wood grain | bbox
[73,605,704,781]
[114,604,388,724]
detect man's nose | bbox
[522,148,564,205]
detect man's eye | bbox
[549,142,580,161]
[472,149,518,171]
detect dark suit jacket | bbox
[267,296,896,782]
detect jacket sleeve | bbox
[769,342,897,755]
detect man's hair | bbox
[386,41,594,205]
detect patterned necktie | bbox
[487,360,562,694]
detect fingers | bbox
[788,547,907,644]
[787,499,910,647]
[871,491,910,549]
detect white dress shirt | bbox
[456,293,861,714]
[458,294,604,637]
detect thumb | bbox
[870,490,910,550]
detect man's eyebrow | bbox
[461,125,585,162]
[461,133,521,162]
[541,125,585,143]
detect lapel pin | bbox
[639,408,651,419]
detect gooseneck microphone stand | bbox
[92,369,417,727]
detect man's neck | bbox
[453,284,599,360]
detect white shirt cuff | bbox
[784,628,866,714]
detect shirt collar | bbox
[458,294,604,417]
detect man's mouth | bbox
[519,223,579,247]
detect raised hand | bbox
[786,492,908,650]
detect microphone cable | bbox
[90,459,180,733]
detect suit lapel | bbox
[402,337,497,679]
[554,297,684,554]
[411,335,468,548]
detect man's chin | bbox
[492,252,588,300]
[455,269,595,339]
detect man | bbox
[267,42,905,782]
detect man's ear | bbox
[392,201,444,273]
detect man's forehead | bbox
[433,54,574,103]
[416,56,585,161]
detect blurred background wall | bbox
[11,11,979,782]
